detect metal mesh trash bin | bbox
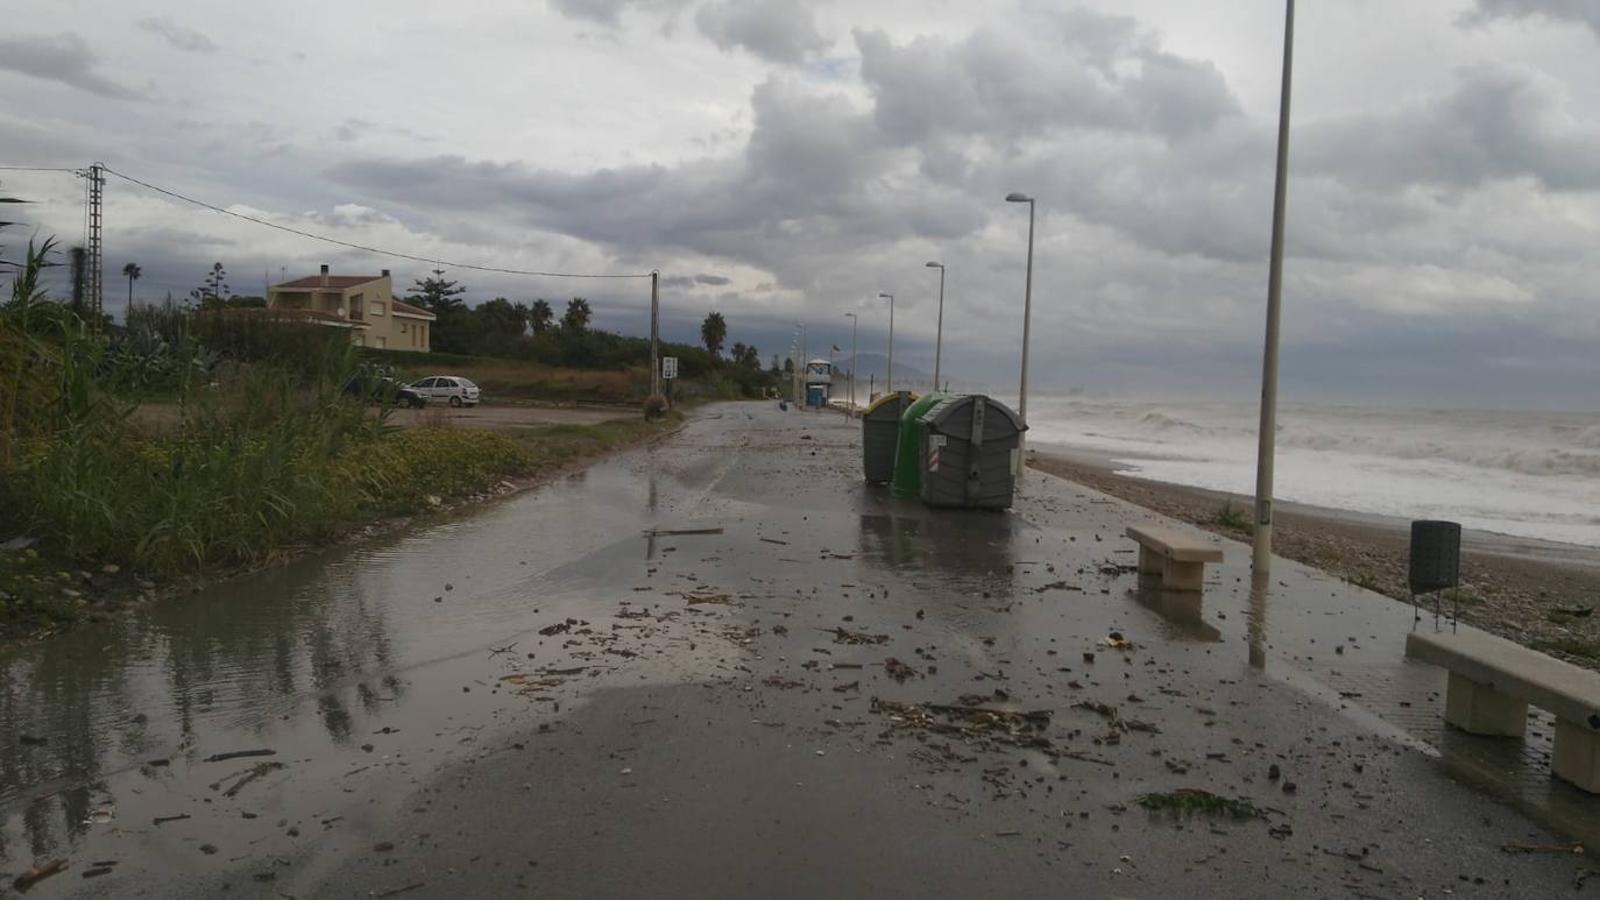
[862,391,915,483]
[917,395,1026,509]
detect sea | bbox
[1025,395,1600,548]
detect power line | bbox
[0,166,83,173]
[99,165,652,280]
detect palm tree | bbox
[530,298,553,334]
[561,297,592,333]
[122,262,142,311]
[701,311,727,358]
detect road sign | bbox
[662,357,679,380]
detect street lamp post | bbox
[1005,192,1035,482]
[844,312,859,410]
[876,292,895,394]
[925,261,945,392]
[1253,0,1296,579]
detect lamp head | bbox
[877,291,892,299]
[925,261,943,269]
[1005,192,1033,203]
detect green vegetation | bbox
[1533,637,1600,660]
[1213,501,1251,531]
[393,270,778,400]
[0,224,680,639]
[1138,789,1267,820]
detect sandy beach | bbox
[1031,445,1600,670]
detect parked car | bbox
[408,375,481,407]
[342,374,427,408]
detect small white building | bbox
[804,358,833,407]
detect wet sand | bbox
[1030,445,1600,670]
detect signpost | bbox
[662,356,678,408]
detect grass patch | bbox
[1348,571,1383,592]
[1439,587,1485,607]
[1532,637,1600,660]
[1138,789,1267,820]
[1213,502,1251,531]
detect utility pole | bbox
[1005,193,1036,482]
[1253,0,1296,578]
[650,270,661,399]
[877,292,895,394]
[845,312,858,410]
[926,262,946,392]
[86,162,105,326]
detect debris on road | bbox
[1138,789,1267,821]
[212,761,286,798]
[884,657,918,681]
[822,626,889,645]
[12,859,67,893]
[203,748,276,763]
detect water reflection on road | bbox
[0,455,657,865]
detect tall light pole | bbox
[1005,192,1035,481]
[845,312,859,409]
[1253,0,1296,578]
[925,261,946,392]
[877,292,895,394]
[650,270,660,399]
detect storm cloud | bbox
[0,32,142,99]
[1462,0,1600,36]
[3,0,1599,406]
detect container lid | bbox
[864,390,917,417]
[918,394,1026,432]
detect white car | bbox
[409,375,481,407]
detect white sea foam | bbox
[1027,396,1600,547]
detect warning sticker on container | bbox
[928,447,940,473]
[930,435,947,448]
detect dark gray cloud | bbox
[547,0,689,26]
[694,273,731,285]
[1298,64,1600,192]
[1461,0,1600,36]
[854,8,1239,146]
[549,0,634,25]
[694,0,828,64]
[135,16,217,53]
[0,32,142,99]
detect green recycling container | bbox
[889,392,946,498]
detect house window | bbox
[349,293,364,321]
[399,322,408,333]
[371,301,386,316]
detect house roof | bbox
[273,274,386,290]
[389,299,437,320]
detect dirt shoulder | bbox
[1030,449,1600,670]
[0,412,686,647]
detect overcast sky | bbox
[2,0,1598,407]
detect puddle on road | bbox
[0,448,732,876]
[1,404,1591,891]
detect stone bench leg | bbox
[1553,720,1600,793]
[1443,673,1527,737]
[1138,546,1162,576]
[1161,559,1205,592]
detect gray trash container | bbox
[917,395,1026,509]
[862,391,915,483]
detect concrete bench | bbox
[1407,629,1600,793]
[1125,525,1224,592]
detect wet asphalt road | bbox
[1,401,1594,897]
